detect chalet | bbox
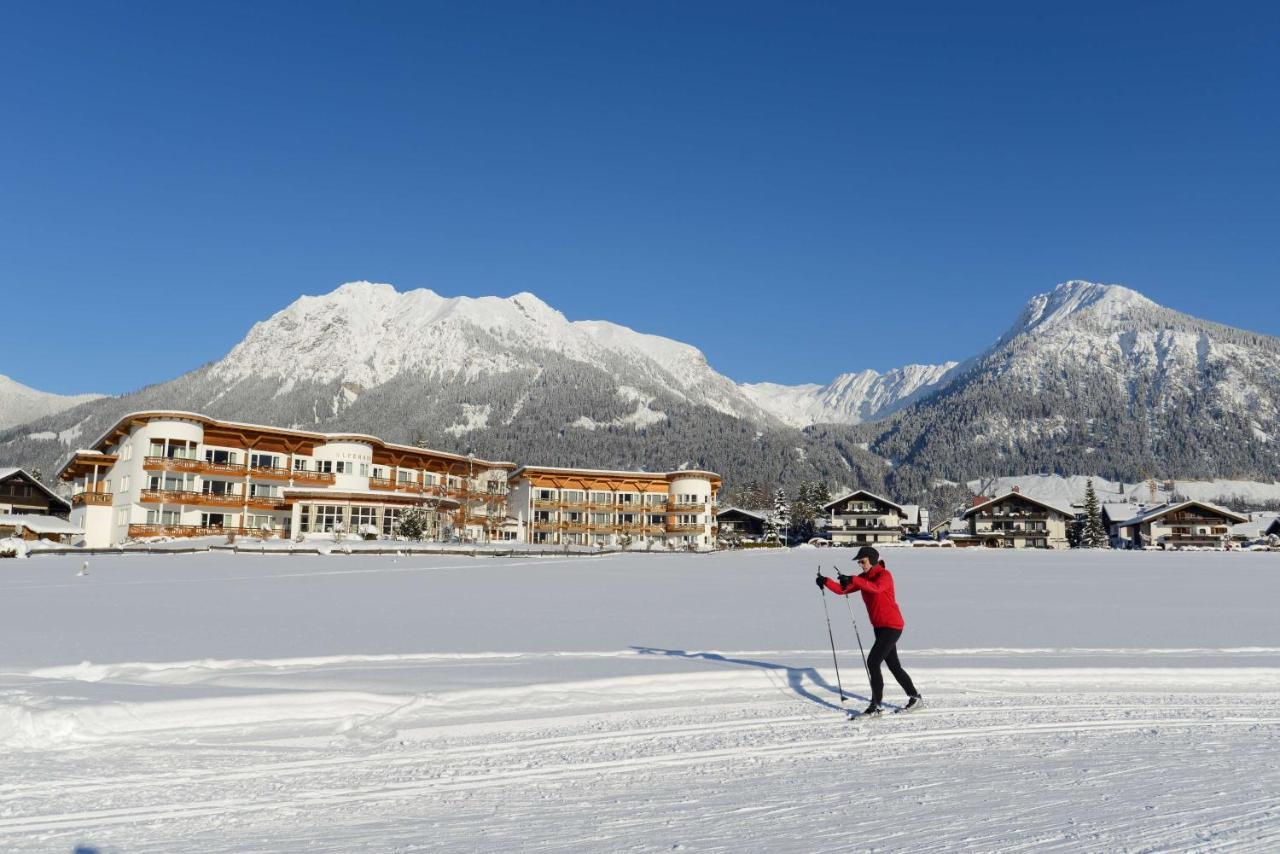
[1266,517,1280,539]
[823,490,909,546]
[960,489,1073,549]
[0,468,70,518]
[716,507,767,543]
[1111,500,1248,549]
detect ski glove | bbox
[837,573,852,588]
[815,573,827,589]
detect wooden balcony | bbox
[128,523,285,540]
[143,456,248,477]
[666,523,704,533]
[72,491,112,507]
[668,502,704,512]
[369,477,400,491]
[290,469,336,486]
[246,496,286,511]
[532,499,561,509]
[140,489,244,508]
[531,521,559,531]
[248,465,293,482]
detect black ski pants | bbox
[867,627,917,706]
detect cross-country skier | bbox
[815,545,922,716]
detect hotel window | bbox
[116,509,128,526]
[617,493,637,505]
[372,467,385,479]
[121,442,133,462]
[591,513,611,525]
[120,476,130,492]
[300,506,310,532]
[202,480,234,496]
[563,490,585,504]
[677,514,700,525]
[205,449,237,465]
[294,458,308,472]
[249,483,278,498]
[534,510,553,523]
[316,460,334,474]
[590,491,611,504]
[351,506,377,531]
[649,514,665,526]
[359,463,369,477]
[398,470,415,484]
[250,453,278,469]
[312,505,344,532]
[382,508,402,536]
[200,512,231,528]
[246,514,274,530]
[146,509,181,525]
[619,513,636,524]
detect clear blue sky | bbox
[2,1,1277,396]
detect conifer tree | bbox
[773,487,791,544]
[1080,478,1110,548]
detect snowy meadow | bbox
[2,547,1278,852]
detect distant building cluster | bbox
[3,413,1276,554]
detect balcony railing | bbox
[668,502,703,512]
[72,491,112,507]
[246,496,285,511]
[666,523,704,533]
[248,465,293,482]
[128,523,285,540]
[140,489,244,508]
[288,469,337,485]
[532,499,561,509]
[369,477,399,491]
[143,456,249,477]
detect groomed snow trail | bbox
[4,665,1278,852]
[1,549,1277,851]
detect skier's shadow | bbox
[631,645,866,713]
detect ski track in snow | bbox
[1,550,1278,851]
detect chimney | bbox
[1012,485,1021,493]
[971,495,989,508]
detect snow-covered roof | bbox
[0,467,71,510]
[0,514,84,535]
[1231,519,1275,539]
[822,489,905,514]
[1112,500,1248,528]
[716,506,766,521]
[963,491,1074,519]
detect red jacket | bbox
[823,562,905,630]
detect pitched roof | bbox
[716,506,766,521]
[822,489,905,514]
[962,491,1074,519]
[0,467,71,511]
[1113,499,1248,528]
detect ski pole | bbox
[836,570,872,686]
[817,572,847,703]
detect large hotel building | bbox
[58,412,720,550]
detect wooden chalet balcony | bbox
[368,477,400,491]
[666,523,704,533]
[531,521,558,531]
[560,523,590,534]
[290,469,336,486]
[830,521,896,531]
[248,465,292,482]
[532,499,561,509]
[988,512,1050,521]
[128,523,284,540]
[246,496,285,511]
[72,491,112,507]
[560,501,590,511]
[1164,533,1227,544]
[140,489,244,508]
[667,501,703,512]
[143,456,248,477]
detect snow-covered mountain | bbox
[739,363,959,427]
[0,374,104,431]
[211,282,779,425]
[864,280,1280,491]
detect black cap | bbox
[853,546,880,564]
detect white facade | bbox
[61,412,514,548]
[509,467,720,550]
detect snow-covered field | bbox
[2,548,1278,852]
